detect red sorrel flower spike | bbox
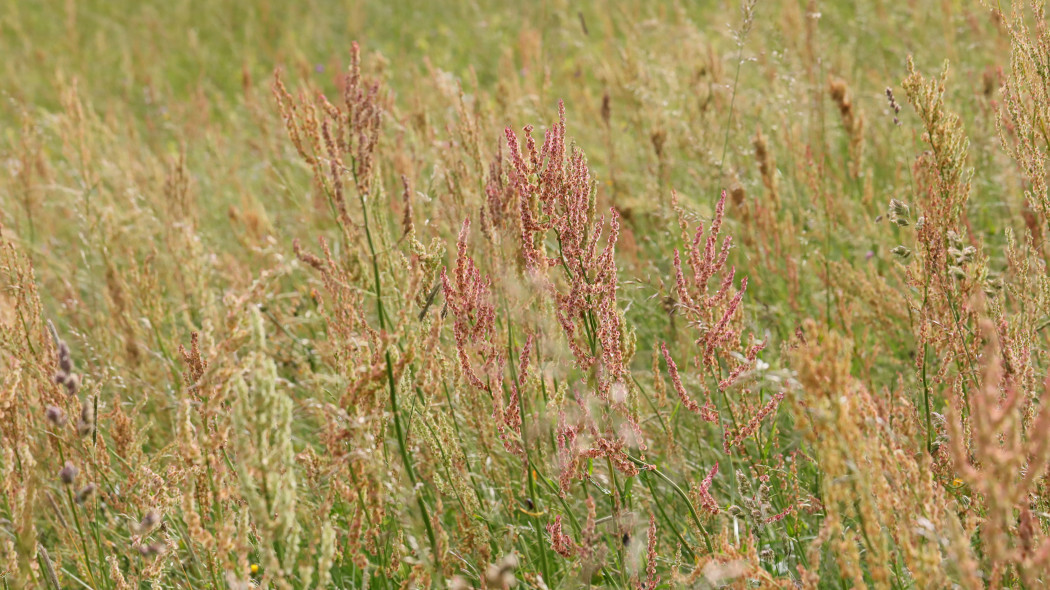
[442,218,500,391]
[643,513,660,590]
[696,462,720,515]
[547,515,576,558]
[505,104,632,391]
[659,342,704,417]
[724,391,786,452]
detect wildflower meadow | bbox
[4,0,1050,587]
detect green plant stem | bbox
[625,455,712,553]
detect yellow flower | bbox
[250,564,259,575]
[952,478,963,487]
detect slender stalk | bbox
[384,351,439,562]
[625,455,712,552]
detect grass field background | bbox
[2,0,1048,588]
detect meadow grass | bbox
[2,0,1050,587]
